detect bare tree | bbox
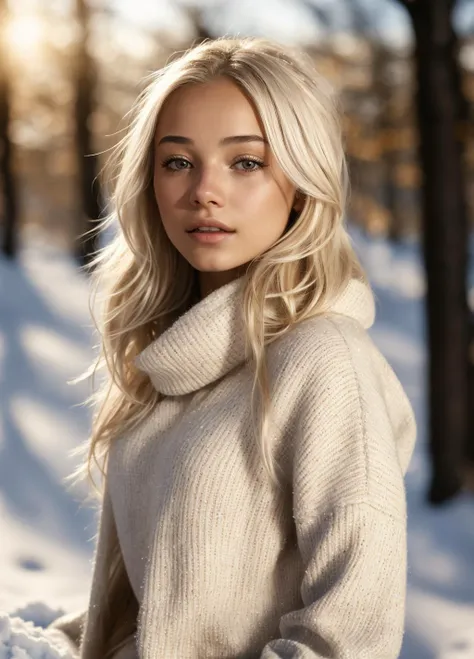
[74,0,102,269]
[301,0,470,502]
[183,6,214,43]
[395,0,470,503]
[339,1,406,239]
[0,0,18,258]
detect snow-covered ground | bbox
[352,229,474,659]
[0,227,473,658]
[0,240,96,621]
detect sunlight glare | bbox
[5,15,45,59]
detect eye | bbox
[232,157,265,172]
[161,157,192,171]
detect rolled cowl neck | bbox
[134,276,376,397]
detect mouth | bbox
[186,220,235,234]
[186,228,236,244]
[187,228,235,235]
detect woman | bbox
[51,37,416,658]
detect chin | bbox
[188,256,242,273]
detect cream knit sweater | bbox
[52,276,416,659]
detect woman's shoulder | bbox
[268,311,409,418]
[269,311,416,480]
[268,311,373,381]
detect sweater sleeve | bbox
[48,609,85,657]
[260,503,406,658]
[261,317,415,658]
[48,612,138,659]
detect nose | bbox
[189,166,225,209]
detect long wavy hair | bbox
[75,35,367,489]
[72,35,368,658]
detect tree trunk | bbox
[74,0,102,269]
[0,0,18,258]
[185,7,213,43]
[404,0,469,504]
[372,45,403,241]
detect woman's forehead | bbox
[155,78,265,144]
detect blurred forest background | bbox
[1,0,474,246]
[2,0,474,506]
[4,5,474,654]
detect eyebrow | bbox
[157,134,268,146]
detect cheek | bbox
[237,181,292,233]
[248,216,288,249]
[152,181,181,248]
[154,167,188,200]
[153,177,173,212]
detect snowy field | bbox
[1,227,474,658]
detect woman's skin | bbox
[153,76,302,298]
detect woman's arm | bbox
[48,609,86,656]
[261,502,406,658]
[49,613,138,659]
[262,316,416,658]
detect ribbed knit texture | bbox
[53,276,416,659]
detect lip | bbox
[186,218,235,233]
[187,231,235,245]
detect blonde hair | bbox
[73,36,367,656]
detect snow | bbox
[0,611,76,658]
[0,240,96,619]
[1,228,474,657]
[351,227,474,659]
[8,606,65,632]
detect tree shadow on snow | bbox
[371,278,474,659]
[0,251,97,554]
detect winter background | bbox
[1,0,474,657]
[1,225,474,658]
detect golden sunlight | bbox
[4,15,45,60]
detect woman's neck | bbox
[198,267,246,299]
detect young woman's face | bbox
[153,77,298,279]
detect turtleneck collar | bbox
[134,276,375,396]
[135,277,245,396]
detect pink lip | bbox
[187,231,235,244]
[186,218,234,232]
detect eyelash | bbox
[160,155,266,173]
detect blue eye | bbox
[161,157,192,171]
